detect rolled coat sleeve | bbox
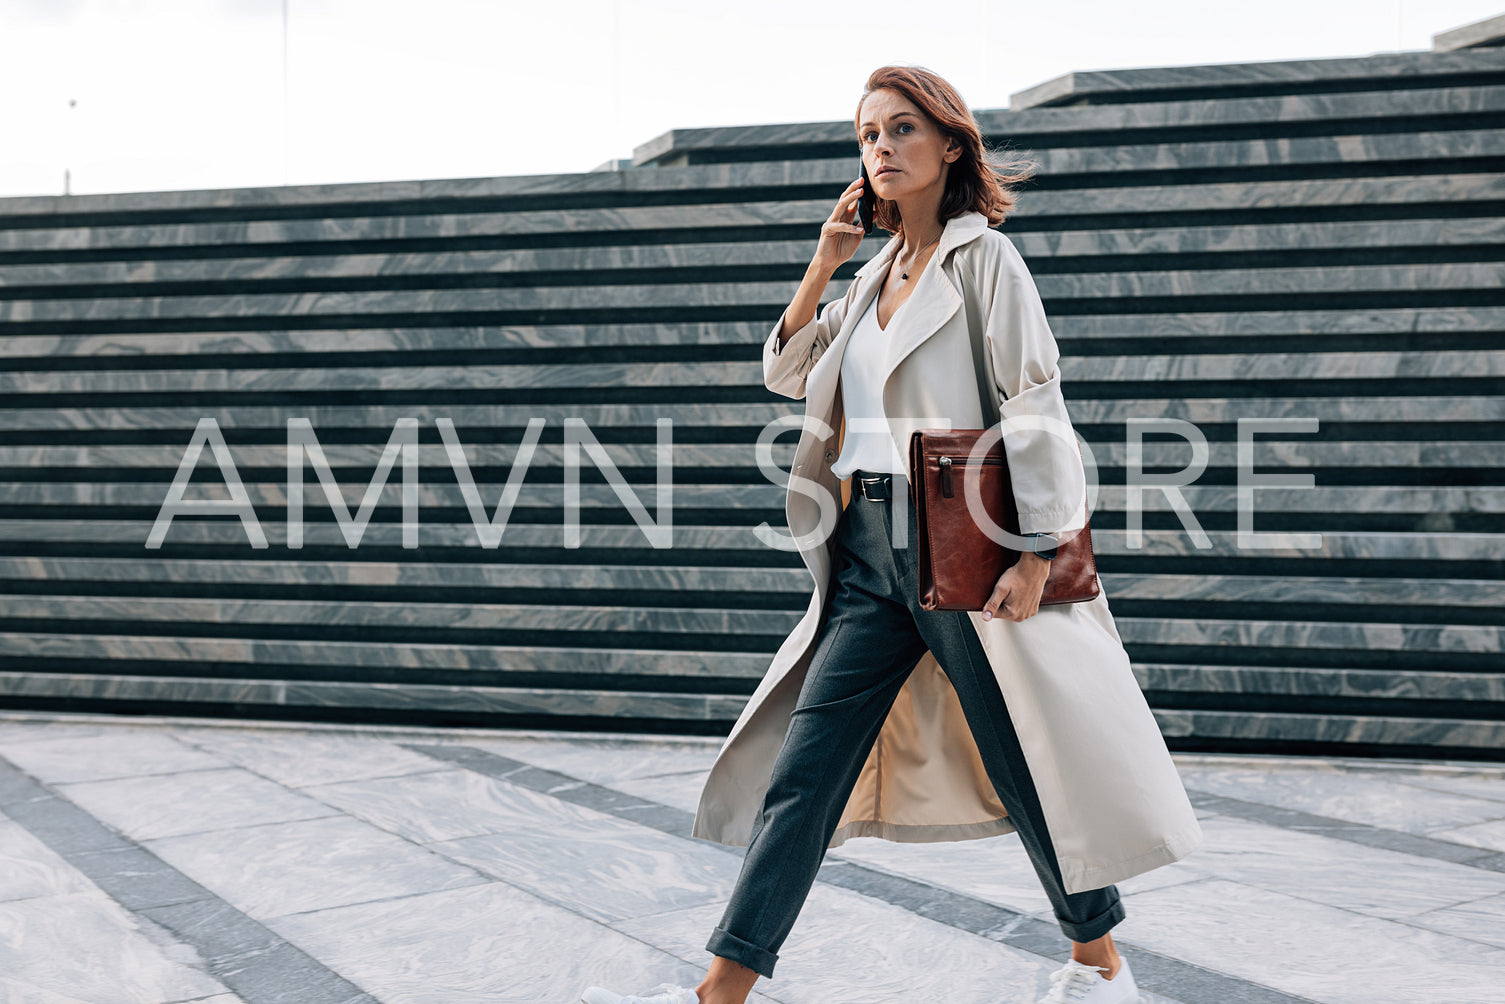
[763,276,860,400]
[982,235,1088,535]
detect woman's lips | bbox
[877,168,898,176]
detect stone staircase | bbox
[0,30,1500,759]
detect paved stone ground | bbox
[0,712,1502,1004]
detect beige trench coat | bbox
[692,210,1203,895]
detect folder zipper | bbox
[938,454,1005,498]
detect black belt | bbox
[854,470,897,501]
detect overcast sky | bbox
[1,0,1501,200]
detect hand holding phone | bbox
[813,175,869,274]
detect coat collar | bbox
[809,210,992,411]
[853,209,991,280]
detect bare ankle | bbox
[694,984,754,1004]
[694,956,759,1004]
[1070,932,1122,979]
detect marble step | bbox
[0,349,1498,398]
[1154,707,1505,752]
[0,627,1498,706]
[0,669,751,720]
[0,592,1498,654]
[1135,663,1505,702]
[0,485,1494,528]
[0,484,1497,529]
[0,317,1498,365]
[0,511,1497,560]
[0,395,1494,433]
[0,358,1497,405]
[2,169,1501,257]
[0,484,1492,527]
[638,84,1505,163]
[1436,12,1505,52]
[1,266,1496,334]
[0,630,774,680]
[669,77,1505,146]
[1114,617,1505,657]
[1100,573,1505,608]
[0,556,1498,610]
[1007,47,1505,108]
[5,216,1505,293]
[0,668,1497,754]
[5,308,1505,366]
[0,439,1499,471]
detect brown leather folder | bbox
[908,428,1100,611]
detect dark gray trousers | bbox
[705,471,1125,979]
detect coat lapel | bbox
[804,211,991,413]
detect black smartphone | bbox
[859,163,876,235]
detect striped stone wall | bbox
[0,41,1501,759]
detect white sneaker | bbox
[580,984,700,1004]
[1038,957,1138,1003]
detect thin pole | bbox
[64,97,76,196]
[282,0,289,185]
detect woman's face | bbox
[858,88,958,207]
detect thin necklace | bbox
[898,231,942,280]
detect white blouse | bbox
[830,290,909,481]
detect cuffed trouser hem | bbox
[1057,894,1126,944]
[706,927,778,980]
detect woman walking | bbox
[584,65,1202,1004]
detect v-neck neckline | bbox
[875,264,912,333]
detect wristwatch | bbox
[1024,532,1059,561]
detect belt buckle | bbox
[859,474,891,501]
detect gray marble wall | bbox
[0,42,1499,758]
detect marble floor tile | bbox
[0,975,99,1002]
[1177,764,1505,836]
[262,879,762,1004]
[0,890,227,1003]
[55,767,342,841]
[827,829,1206,921]
[174,728,445,788]
[1120,877,1505,1003]
[461,734,723,786]
[610,770,712,815]
[0,818,97,903]
[1409,891,1505,951]
[0,716,113,744]
[302,766,605,844]
[434,814,741,924]
[612,882,1063,1004]
[1,981,243,1004]
[1165,814,1505,920]
[143,814,490,920]
[1390,771,1505,806]
[0,732,230,785]
[1429,816,1505,854]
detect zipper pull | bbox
[940,456,953,498]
